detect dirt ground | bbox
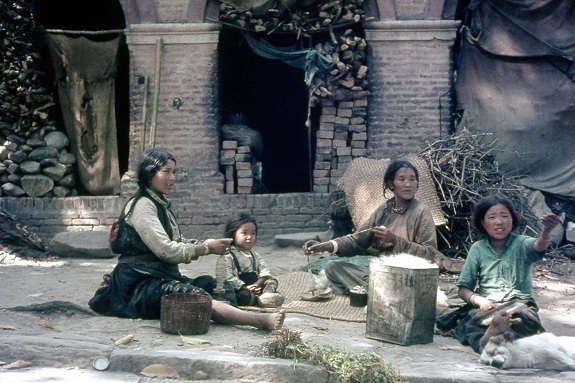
[1,240,575,380]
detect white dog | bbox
[479,332,575,371]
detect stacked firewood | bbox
[219,0,367,34]
[0,0,78,197]
[310,28,369,104]
[218,0,370,104]
[0,0,52,137]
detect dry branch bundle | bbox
[418,128,540,259]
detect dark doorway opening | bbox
[218,28,311,193]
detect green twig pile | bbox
[258,328,405,383]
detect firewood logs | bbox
[219,1,370,105]
[219,0,366,33]
[1,0,78,197]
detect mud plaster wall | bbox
[0,0,458,245]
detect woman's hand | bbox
[303,240,333,254]
[370,225,397,245]
[302,240,319,254]
[204,238,233,255]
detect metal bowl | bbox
[92,356,109,371]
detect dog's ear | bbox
[503,331,516,341]
[490,335,506,345]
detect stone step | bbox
[273,232,325,248]
[48,231,115,258]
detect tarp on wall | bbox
[242,32,334,86]
[455,0,575,200]
[45,33,121,196]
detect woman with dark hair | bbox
[222,212,284,308]
[436,194,560,353]
[302,158,440,295]
[89,149,285,331]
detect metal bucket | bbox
[366,257,439,345]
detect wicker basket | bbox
[160,293,212,335]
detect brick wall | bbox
[0,194,331,244]
[314,99,369,193]
[0,197,122,243]
[365,20,458,159]
[0,7,460,246]
[126,24,224,197]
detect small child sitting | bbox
[223,212,284,308]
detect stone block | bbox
[48,231,115,258]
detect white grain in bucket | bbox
[366,253,439,345]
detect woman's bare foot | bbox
[262,309,286,331]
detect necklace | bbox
[392,200,409,214]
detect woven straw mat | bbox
[336,154,447,229]
[239,271,366,323]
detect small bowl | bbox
[92,356,109,371]
[349,292,368,307]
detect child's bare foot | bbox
[490,310,511,333]
[490,310,522,336]
[478,310,522,352]
[262,309,286,331]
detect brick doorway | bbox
[218,28,312,193]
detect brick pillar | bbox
[124,24,224,197]
[364,20,460,159]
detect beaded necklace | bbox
[392,200,410,214]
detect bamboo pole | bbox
[149,38,162,148]
[140,75,149,153]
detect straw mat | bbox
[336,154,447,228]
[239,271,367,323]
